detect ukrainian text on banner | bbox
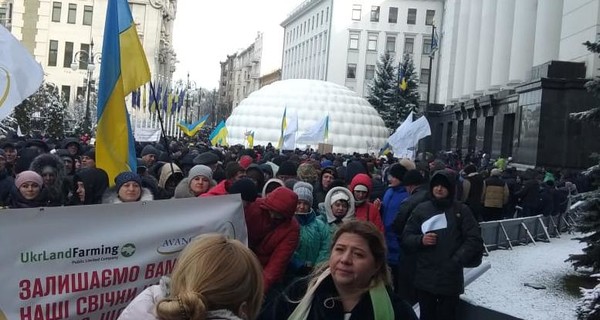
[0,195,247,320]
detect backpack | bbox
[453,203,484,268]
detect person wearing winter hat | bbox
[81,148,96,169]
[319,186,356,236]
[140,145,159,167]
[244,186,300,293]
[245,164,265,194]
[276,161,297,182]
[349,173,384,232]
[261,178,285,198]
[296,163,318,185]
[70,168,109,205]
[174,165,215,198]
[8,170,48,208]
[229,178,258,207]
[286,182,330,280]
[313,166,337,211]
[201,162,245,197]
[193,151,220,172]
[238,155,254,170]
[102,171,154,203]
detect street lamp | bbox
[184,72,197,123]
[71,39,101,135]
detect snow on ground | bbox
[464,235,586,320]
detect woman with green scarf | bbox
[260,220,417,320]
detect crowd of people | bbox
[0,133,593,320]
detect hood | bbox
[261,186,298,220]
[349,173,373,196]
[158,163,183,188]
[261,178,285,197]
[73,168,109,204]
[323,186,356,224]
[429,170,456,206]
[173,178,195,199]
[29,153,66,189]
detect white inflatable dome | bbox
[226,79,389,154]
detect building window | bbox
[365,64,375,81]
[367,34,378,51]
[51,2,61,22]
[347,63,357,79]
[348,33,359,50]
[79,43,90,69]
[352,4,361,21]
[423,38,432,55]
[370,6,380,22]
[407,8,417,25]
[321,10,324,25]
[420,68,430,84]
[0,7,6,27]
[386,36,396,53]
[83,5,93,25]
[63,41,74,68]
[48,40,58,66]
[326,7,329,22]
[67,3,76,24]
[61,85,71,104]
[388,7,398,23]
[426,10,435,25]
[404,37,414,54]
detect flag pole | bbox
[149,81,174,174]
[426,24,436,109]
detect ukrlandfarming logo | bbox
[20,243,136,265]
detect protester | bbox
[0,150,14,206]
[313,166,337,210]
[202,162,245,197]
[140,144,159,167]
[348,173,384,232]
[70,168,109,205]
[156,162,184,198]
[229,178,259,208]
[462,164,484,221]
[174,165,214,198]
[119,234,264,320]
[320,186,356,235]
[102,172,154,203]
[402,170,483,320]
[81,148,96,169]
[481,168,510,221]
[30,153,68,206]
[261,220,417,319]
[276,161,298,182]
[7,170,49,208]
[261,178,285,198]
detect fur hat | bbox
[293,181,314,205]
[114,172,142,191]
[15,170,43,188]
[141,145,159,157]
[188,165,213,180]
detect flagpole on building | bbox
[426,24,436,109]
[149,81,174,173]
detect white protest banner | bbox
[0,194,247,320]
[133,127,161,142]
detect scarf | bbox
[287,268,394,320]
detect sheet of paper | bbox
[421,213,448,233]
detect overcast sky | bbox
[172,0,303,90]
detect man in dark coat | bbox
[402,170,483,320]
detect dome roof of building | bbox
[226,79,389,154]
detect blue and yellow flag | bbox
[277,107,287,149]
[178,114,209,137]
[245,130,255,148]
[398,63,408,92]
[209,120,228,146]
[96,0,150,184]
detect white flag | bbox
[0,25,43,121]
[421,213,448,233]
[297,115,328,143]
[388,112,414,149]
[282,109,298,150]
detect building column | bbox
[508,0,537,85]
[475,0,497,93]
[452,0,471,100]
[533,0,563,66]
[462,0,482,97]
[489,0,515,89]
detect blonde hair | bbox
[155,234,264,320]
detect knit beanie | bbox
[225,162,244,180]
[293,181,314,206]
[388,163,407,181]
[188,165,213,180]
[114,172,142,191]
[297,163,318,184]
[238,155,253,170]
[141,145,159,157]
[228,178,258,203]
[15,170,43,188]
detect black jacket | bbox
[393,184,430,237]
[260,275,417,320]
[402,171,483,296]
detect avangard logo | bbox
[0,66,11,108]
[121,243,136,257]
[157,236,194,254]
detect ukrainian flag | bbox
[245,130,255,148]
[398,65,408,92]
[96,0,150,184]
[209,120,228,146]
[178,114,209,137]
[277,107,287,149]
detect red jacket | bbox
[349,174,385,232]
[245,187,299,292]
[200,179,230,197]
